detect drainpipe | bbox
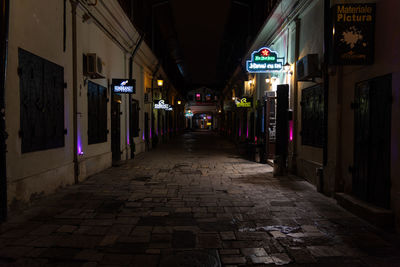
[71,0,79,184]
[291,18,301,174]
[323,0,330,167]
[320,0,331,194]
[151,63,161,147]
[0,0,9,221]
[128,34,144,159]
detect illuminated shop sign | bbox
[154,100,173,111]
[246,47,284,73]
[235,98,252,108]
[332,4,375,65]
[112,79,136,94]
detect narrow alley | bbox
[0,131,399,266]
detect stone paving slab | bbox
[1,131,400,266]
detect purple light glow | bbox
[77,133,83,155]
[127,129,130,145]
[142,131,145,140]
[150,128,152,139]
[246,124,249,138]
[289,120,293,141]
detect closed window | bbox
[301,84,324,147]
[88,81,108,144]
[18,48,65,153]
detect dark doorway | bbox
[353,74,392,209]
[0,0,9,222]
[111,94,121,163]
[265,92,276,161]
[274,85,289,175]
[144,112,149,150]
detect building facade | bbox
[227,0,400,231]
[1,0,181,217]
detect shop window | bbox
[301,84,324,147]
[206,94,211,102]
[88,81,108,144]
[18,48,65,153]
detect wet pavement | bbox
[1,131,400,266]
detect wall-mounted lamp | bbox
[283,62,293,75]
[157,79,164,87]
[177,100,181,105]
[265,78,271,84]
[232,96,236,101]
[283,62,291,72]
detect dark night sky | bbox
[169,0,231,86]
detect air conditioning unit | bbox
[296,54,320,81]
[83,53,105,79]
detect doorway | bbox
[265,92,276,163]
[111,94,121,163]
[353,74,392,209]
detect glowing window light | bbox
[157,79,163,87]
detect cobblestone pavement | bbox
[1,131,400,266]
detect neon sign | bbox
[154,100,173,111]
[235,98,252,108]
[246,47,284,73]
[112,79,136,94]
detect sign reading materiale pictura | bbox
[235,98,252,108]
[332,4,376,65]
[246,47,283,73]
[112,79,136,94]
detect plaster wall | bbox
[76,6,127,178]
[295,0,324,184]
[5,0,74,207]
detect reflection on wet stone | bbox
[1,132,400,266]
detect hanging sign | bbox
[235,97,252,108]
[332,4,376,65]
[246,47,284,73]
[154,100,173,111]
[112,79,136,94]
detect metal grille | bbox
[19,48,64,153]
[88,81,107,144]
[353,74,391,208]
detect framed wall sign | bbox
[246,47,284,73]
[332,4,376,65]
[235,97,253,108]
[154,100,173,111]
[111,79,136,94]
